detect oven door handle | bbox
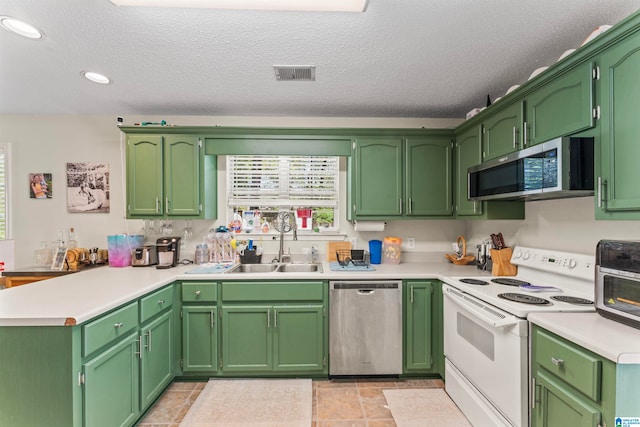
[444,286,519,328]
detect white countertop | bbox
[529,312,640,364]
[0,260,481,327]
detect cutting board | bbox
[326,241,352,261]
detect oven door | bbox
[443,284,529,427]
[596,266,640,329]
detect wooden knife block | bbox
[490,247,517,276]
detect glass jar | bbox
[195,244,209,265]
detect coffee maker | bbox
[156,237,181,269]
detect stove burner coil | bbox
[550,295,594,305]
[491,278,530,286]
[459,278,489,286]
[498,293,551,305]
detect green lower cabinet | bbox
[140,311,174,408]
[403,280,443,376]
[531,325,616,427]
[83,332,140,427]
[273,305,325,372]
[533,371,601,427]
[221,305,272,372]
[220,304,326,374]
[181,306,218,372]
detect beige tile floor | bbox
[136,378,444,427]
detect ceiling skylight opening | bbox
[110,0,368,12]
[82,71,112,85]
[0,16,43,39]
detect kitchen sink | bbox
[228,263,279,273]
[227,263,323,273]
[277,263,323,273]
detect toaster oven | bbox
[596,240,640,329]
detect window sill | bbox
[233,231,347,241]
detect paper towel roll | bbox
[353,221,386,232]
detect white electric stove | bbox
[441,246,596,427]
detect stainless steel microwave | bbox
[468,136,594,201]
[596,240,640,329]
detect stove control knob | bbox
[523,252,531,260]
[514,251,522,259]
[568,258,577,269]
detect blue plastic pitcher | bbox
[369,239,382,264]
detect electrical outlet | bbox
[407,238,415,249]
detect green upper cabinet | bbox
[127,135,164,217]
[405,137,453,216]
[454,125,525,219]
[353,133,454,219]
[525,61,595,146]
[481,101,524,161]
[596,32,640,219]
[353,137,403,217]
[126,134,216,219]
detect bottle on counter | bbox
[67,227,78,249]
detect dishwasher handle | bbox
[357,289,375,295]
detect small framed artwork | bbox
[51,247,67,271]
[66,162,110,213]
[29,173,52,199]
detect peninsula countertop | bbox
[0,260,483,327]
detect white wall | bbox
[0,114,464,267]
[465,197,640,255]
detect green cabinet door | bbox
[482,101,524,160]
[164,135,201,216]
[221,306,272,372]
[405,137,453,216]
[140,311,173,408]
[83,332,140,427]
[182,306,218,372]
[353,137,403,217]
[526,61,595,146]
[273,305,325,372]
[597,35,640,215]
[455,126,483,216]
[404,281,434,372]
[532,371,601,427]
[127,135,164,217]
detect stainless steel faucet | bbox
[274,211,298,263]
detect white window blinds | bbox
[227,155,338,207]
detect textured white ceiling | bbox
[1,0,639,118]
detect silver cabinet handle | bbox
[194,290,201,297]
[274,309,277,328]
[408,198,412,215]
[158,299,165,306]
[145,330,152,351]
[155,197,160,213]
[135,336,142,359]
[410,285,414,304]
[531,377,540,409]
[512,126,517,148]
[399,198,403,214]
[597,177,603,208]
[210,310,215,328]
[551,357,564,366]
[523,121,528,146]
[165,197,170,214]
[114,322,124,329]
[267,309,271,328]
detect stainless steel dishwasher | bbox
[329,280,403,376]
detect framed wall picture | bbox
[66,162,110,213]
[51,247,67,271]
[29,172,52,199]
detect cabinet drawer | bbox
[221,281,324,302]
[182,282,218,302]
[83,302,139,356]
[140,285,174,323]
[535,328,602,401]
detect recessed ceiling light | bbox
[0,16,43,39]
[82,71,111,85]
[110,0,368,12]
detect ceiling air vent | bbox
[273,65,316,81]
